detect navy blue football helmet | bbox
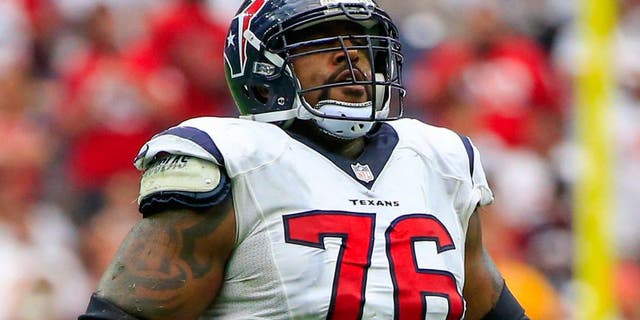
[224,0,405,139]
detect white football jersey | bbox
[135,117,494,320]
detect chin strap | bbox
[310,100,378,139]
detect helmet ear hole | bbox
[252,86,270,103]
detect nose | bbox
[332,40,361,66]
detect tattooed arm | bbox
[92,195,236,320]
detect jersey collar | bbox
[288,122,399,189]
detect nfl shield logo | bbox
[351,163,375,183]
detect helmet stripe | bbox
[239,0,268,75]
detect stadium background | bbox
[0,0,638,319]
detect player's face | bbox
[289,22,373,107]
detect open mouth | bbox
[335,68,367,83]
[313,68,372,104]
[333,68,370,96]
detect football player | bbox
[79,0,528,319]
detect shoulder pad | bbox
[138,155,230,217]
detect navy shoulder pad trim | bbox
[159,126,225,165]
[457,134,474,179]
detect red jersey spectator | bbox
[56,5,163,220]
[410,3,563,151]
[126,0,234,122]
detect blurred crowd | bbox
[0,0,638,319]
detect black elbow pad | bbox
[78,293,140,320]
[481,282,529,320]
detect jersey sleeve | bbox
[134,124,225,171]
[456,135,494,222]
[387,119,494,226]
[132,117,291,216]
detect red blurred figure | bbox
[56,5,163,220]
[410,3,564,152]
[126,0,234,121]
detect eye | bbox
[347,36,368,47]
[289,36,370,58]
[285,22,369,55]
[289,38,342,56]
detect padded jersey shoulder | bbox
[388,118,494,220]
[134,117,293,178]
[387,118,474,183]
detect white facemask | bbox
[312,100,377,139]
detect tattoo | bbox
[180,214,226,278]
[99,207,231,318]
